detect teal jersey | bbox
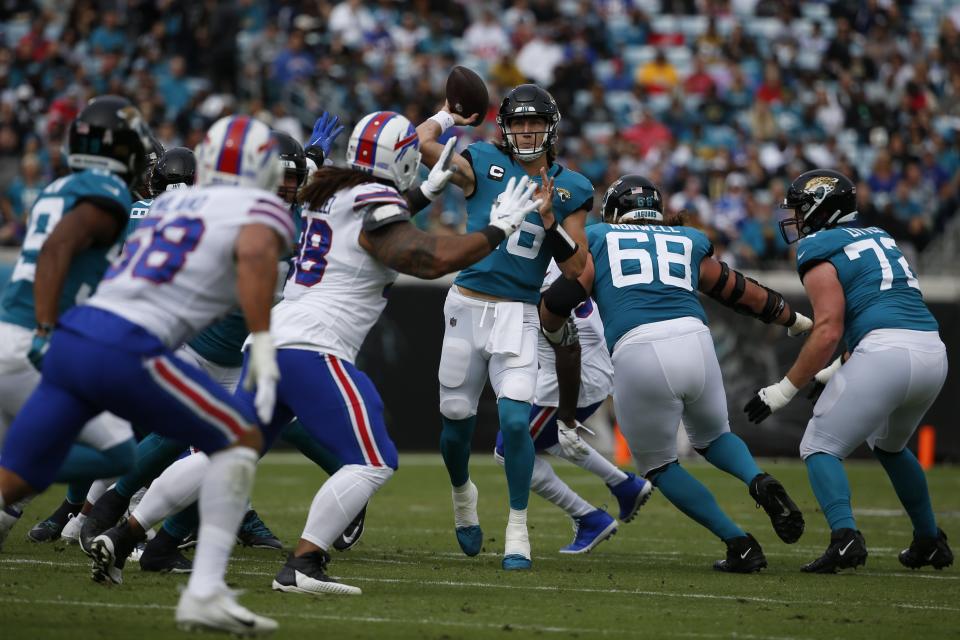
[454,142,594,304]
[127,198,153,238]
[186,311,248,367]
[796,226,938,349]
[124,196,250,367]
[587,223,714,352]
[0,170,132,329]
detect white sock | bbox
[187,446,258,599]
[132,453,208,529]
[452,479,479,528]
[548,443,628,486]
[504,508,530,558]
[530,456,593,518]
[300,464,392,549]
[86,478,114,505]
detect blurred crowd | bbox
[0,0,958,269]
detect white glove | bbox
[744,376,798,423]
[787,312,813,337]
[420,136,458,201]
[814,356,843,385]
[489,175,542,235]
[242,331,280,424]
[557,419,594,461]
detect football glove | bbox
[27,332,50,371]
[489,175,542,235]
[420,137,458,201]
[807,356,843,403]
[243,332,280,424]
[557,419,594,461]
[787,312,813,337]
[744,377,798,423]
[305,112,345,165]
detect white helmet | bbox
[346,111,421,192]
[194,115,282,192]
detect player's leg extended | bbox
[269,350,396,596]
[684,331,803,544]
[438,291,490,556]
[870,338,951,569]
[80,431,189,550]
[489,305,539,570]
[538,401,652,522]
[613,337,764,573]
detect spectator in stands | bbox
[328,0,376,50]
[463,9,511,62]
[0,154,41,245]
[635,48,678,95]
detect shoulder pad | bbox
[361,203,410,232]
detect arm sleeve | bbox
[360,202,411,232]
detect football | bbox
[445,65,489,126]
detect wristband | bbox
[429,111,455,134]
[545,221,578,263]
[480,225,506,250]
[406,185,433,212]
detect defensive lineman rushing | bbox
[745,169,953,573]
[544,175,812,571]
[494,261,652,554]
[0,113,292,634]
[239,111,543,595]
[417,84,593,569]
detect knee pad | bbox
[339,463,394,491]
[440,397,474,421]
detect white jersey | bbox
[535,261,614,407]
[89,186,295,348]
[271,182,410,363]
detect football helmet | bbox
[67,95,154,185]
[150,147,196,195]
[346,111,421,192]
[496,84,560,162]
[602,175,664,224]
[194,115,282,192]
[132,133,165,200]
[273,130,307,204]
[779,169,857,243]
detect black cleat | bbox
[271,550,361,595]
[80,489,131,554]
[139,528,193,573]
[899,529,953,570]
[801,528,867,573]
[333,505,367,552]
[177,531,198,550]
[90,521,143,585]
[27,499,84,543]
[749,473,804,544]
[714,533,767,573]
[236,509,282,550]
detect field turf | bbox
[1,454,958,639]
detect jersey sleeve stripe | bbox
[354,190,405,201]
[353,197,408,210]
[248,208,295,239]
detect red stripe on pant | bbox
[328,355,383,467]
[529,407,556,440]
[153,358,247,438]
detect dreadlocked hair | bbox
[300,166,382,210]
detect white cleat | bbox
[176,587,278,636]
[61,513,85,544]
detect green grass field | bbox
[1,454,958,639]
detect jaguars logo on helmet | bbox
[780,169,857,243]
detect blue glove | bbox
[306,112,345,160]
[27,332,50,371]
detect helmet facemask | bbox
[778,176,857,244]
[499,115,555,162]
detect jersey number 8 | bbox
[105,217,205,284]
[606,231,694,291]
